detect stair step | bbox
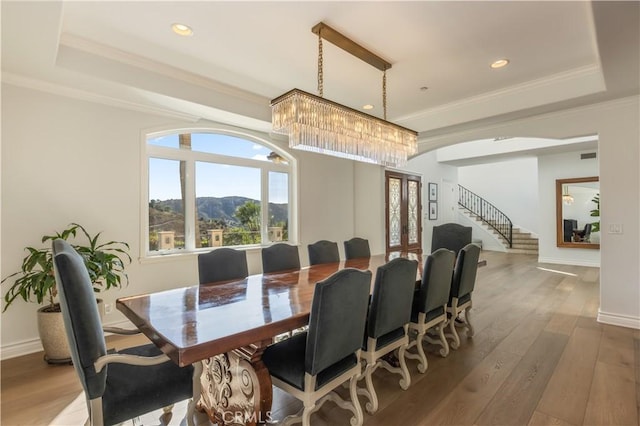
[512,244,539,249]
[512,238,538,244]
[460,207,539,254]
[507,248,539,255]
[512,245,538,250]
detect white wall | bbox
[417,95,640,330]
[404,151,458,252]
[596,99,640,329]
[538,151,600,266]
[353,162,386,256]
[458,157,539,234]
[0,84,369,357]
[295,151,357,264]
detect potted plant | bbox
[1,223,130,363]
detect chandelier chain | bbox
[383,69,387,120]
[317,34,324,97]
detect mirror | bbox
[556,176,599,249]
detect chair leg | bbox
[396,345,411,390]
[448,315,461,350]
[301,403,315,426]
[465,306,475,337]
[437,322,450,357]
[349,375,364,426]
[358,362,378,414]
[186,361,203,426]
[423,321,450,358]
[404,330,428,373]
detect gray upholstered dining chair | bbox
[447,243,481,349]
[431,223,472,256]
[52,239,193,426]
[405,248,456,373]
[262,268,372,426]
[344,237,371,260]
[197,247,248,284]
[307,240,340,265]
[261,243,301,273]
[357,257,418,414]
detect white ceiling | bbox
[2,1,638,153]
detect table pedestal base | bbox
[199,341,273,425]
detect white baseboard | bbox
[538,256,600,268]
[597,310,640,329]
[0,318,134,361]
[0,338,44,361]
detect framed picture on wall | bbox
[429,201,438,220]
[429,182,438,201]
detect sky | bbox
[148,133,288,203]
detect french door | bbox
[385,171,422,254]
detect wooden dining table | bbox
[116,252,422,425]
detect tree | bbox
[235,201,261,232]
[234,201,261,244]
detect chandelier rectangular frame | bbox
[270,22,418,167]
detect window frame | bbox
[141,125,296,259]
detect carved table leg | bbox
[199,340,273,425]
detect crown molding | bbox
[59,33,269,107]
[2,72,201,122]
[415,94,639,153]
[400,64,605,131]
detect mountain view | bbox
[150,196,288,226]
[149,196,288,249]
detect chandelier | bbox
[562,185,574,205]
[271,22,418,167]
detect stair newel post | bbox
[509,226,513,248]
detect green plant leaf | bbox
[2,223,130,312]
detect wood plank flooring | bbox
[1,251,638,426]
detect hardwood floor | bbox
[1,251,638,425]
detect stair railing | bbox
[458,185,513,247]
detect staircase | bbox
[458,185,538,255]
[508,228,539,254]
[460,209,539,254]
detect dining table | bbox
[116,252,423,425]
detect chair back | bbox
[198,248,248,284]
[367,257,418,339]
[563,219,578,242]
[307,240,340,265]
[305,268,371,376]
[431,223,472,256]
[417,248,456,314]
[344,237,371,260]
[262,243,301,273]
[52,239,107,400]
[451,243,481,300]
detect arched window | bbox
[144,128,294,256]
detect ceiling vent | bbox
[581,152,597,160]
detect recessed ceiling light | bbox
[172,23,193,37]
[363,104,374,110]
[490,59,509,69]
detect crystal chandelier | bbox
[562,185,574,205]
[271,22,418,167]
